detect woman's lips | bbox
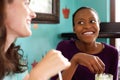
[83,31,94,35]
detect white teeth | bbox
[83,32,93,35]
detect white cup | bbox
[95,73,113,80]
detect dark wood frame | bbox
[110,0,115,46]
[31,0,60,24]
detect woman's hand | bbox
[29,49,71,80]
[73,53,105,74]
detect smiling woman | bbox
[0,0,70,80]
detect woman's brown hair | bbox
[0,0,27,79]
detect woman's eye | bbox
[24,0,30,5]
[78,21,84,25]
[90,20,96,23]
[25,2,29,5]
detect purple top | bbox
[51,39,118,80]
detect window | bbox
[115,0,120,22]
[115,0,120,52]
[115,0,120,79]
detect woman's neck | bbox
[75,40,103,54]
[5,34,16,53]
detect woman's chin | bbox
[20,32,32,37]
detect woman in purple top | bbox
[51,7,118,80]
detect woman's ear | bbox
[73,27,75,33]
[98,19,101,24]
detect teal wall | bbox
[75,0,110,22]
[16,0,110,71]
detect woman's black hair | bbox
[72,6,99,27]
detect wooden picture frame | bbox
[30,0,60,24]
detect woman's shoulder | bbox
[58,39,75,45]
[57,39,76,49]
[102,42,119,55]
[3,70,28,80]
[102,42,117,50]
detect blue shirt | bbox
[3,70,28,80]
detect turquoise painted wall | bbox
[16,0,110,71]
[75,0,110,22]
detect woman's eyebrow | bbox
[75,18,85,22]
[24,0,30,3]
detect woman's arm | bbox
[62,56,78,80]
[24,49,71,80]
[62,53,105,80]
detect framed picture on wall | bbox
[29,0,60,24]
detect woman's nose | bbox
[83,23,91,29]
[30,10,37,19]
[32,12,36,18]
